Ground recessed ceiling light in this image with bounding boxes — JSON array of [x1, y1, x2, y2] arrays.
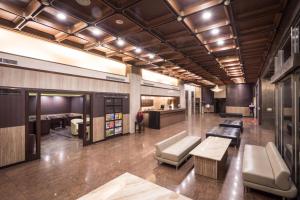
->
[[115, 19, 124, 25], [134, 47, 142, 54], [116, 38, 125, 46], [148, 53, 155, 59], [177, 16, 183, 21], [76, 0, 91, 6], [90, 27, 102, 36], [56, 13, 66, 21], [202, 11, 212, 20], [217, 40, 225, 46], [211, 28, 220, 35]]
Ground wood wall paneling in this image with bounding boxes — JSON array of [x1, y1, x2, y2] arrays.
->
[[226, 106, 250, 116], [92, 117, 104, 142], [0, 126, 25, 167], [123, 114, 129, 134], [140, 85, 180, 97], [0, 66, 130, 94]]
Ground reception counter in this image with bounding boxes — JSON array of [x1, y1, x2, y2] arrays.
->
[[148, 108, 186, 129]]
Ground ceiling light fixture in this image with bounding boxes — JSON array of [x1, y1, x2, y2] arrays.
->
[[217, 39, 225, 46], [134, 47, 142, 54], [116, 38, 125, 46], [202, 11, 212, 20], [211, 85, 223, 92], [90, 27, 102, 36], [211, 28, 220, 35], [56, 13, 66, 21], [148, 53, 155, 59], [115, 19, 124, 25], [76, 0, 91, 6]]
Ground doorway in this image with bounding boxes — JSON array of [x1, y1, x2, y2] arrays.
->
[[25, 91, 93, 161], [215, 98, 226, 113]]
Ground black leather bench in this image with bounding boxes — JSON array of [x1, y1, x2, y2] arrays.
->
[[219, 113, 243, 118], [219, 119, 243, 132], [206, 126, 241, 147]]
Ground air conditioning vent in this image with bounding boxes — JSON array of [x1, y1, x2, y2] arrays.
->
[[0, 58, 18, 65], [106, 76, 125, 82]]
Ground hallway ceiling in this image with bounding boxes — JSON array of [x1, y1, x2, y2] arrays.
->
[[0, 0, 287, 85]]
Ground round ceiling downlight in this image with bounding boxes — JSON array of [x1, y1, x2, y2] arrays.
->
[[115, 19, 124, 25], [76, 0, 91, 6]]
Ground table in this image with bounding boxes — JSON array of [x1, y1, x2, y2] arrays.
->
[[77, 172, 192, 200], [190, 136, 231, 179]]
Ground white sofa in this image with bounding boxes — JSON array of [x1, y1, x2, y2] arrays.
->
[[243, 142, 297, 199], [155, 131, 201, 169]]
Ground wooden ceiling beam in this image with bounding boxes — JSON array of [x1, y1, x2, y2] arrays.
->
[[15, 0, 43, 30]]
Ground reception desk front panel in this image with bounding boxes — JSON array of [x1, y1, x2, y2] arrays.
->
[[148, 109, 186, 129]]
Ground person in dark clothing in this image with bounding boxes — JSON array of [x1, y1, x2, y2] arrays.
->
[[136, 109, 144, 133]]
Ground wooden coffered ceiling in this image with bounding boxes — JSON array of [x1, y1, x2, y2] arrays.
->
[[0, 0, 287, 85]]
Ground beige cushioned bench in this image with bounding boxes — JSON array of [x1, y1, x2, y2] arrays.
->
[[155, 131, 201, 169], [243, 142, 297, 199]]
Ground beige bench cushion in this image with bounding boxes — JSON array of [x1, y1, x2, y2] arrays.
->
[[266, 142, 291, 190], [243, 144, 277, 189], [161, 136, 201, 162], [155, 131, 187, 157]]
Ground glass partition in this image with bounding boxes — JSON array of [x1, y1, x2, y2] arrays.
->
[[282, 77, 294, 171]]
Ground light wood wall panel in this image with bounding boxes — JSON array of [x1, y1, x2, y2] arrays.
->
[[141, 85, 180, 97], [123, 114, 129, 134], [214, 86, 226, 98], [0, 126, 25, 167], [226, 106, 250, 116], [93, 117, 104, 142], [0, 66, 130, 93]]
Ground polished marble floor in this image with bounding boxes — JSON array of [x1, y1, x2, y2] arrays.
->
[[0, 114, 278, 200]]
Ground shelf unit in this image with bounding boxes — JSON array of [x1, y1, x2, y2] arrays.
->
[[104, 97, 123, 138]]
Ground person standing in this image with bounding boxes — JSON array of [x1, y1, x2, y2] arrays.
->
[[136, 109, 144, 133]]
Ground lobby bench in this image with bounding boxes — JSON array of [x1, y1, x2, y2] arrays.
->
[[206, 126, 241, 147], [243, 142, 297, 199], [219, 119, 243, 132], [219, 113, 243, 118], [155, 131, 201, 169]]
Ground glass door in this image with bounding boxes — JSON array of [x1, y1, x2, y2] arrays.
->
[[25, 91, 41, 160], [82, 94, 93, 146], [281, 76, 295, 178], [296, 71, 300, 193]]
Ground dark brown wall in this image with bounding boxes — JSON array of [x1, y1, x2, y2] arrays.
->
[[201, 87, 214, 105], [29, 96, 83, 115], [0, 89, 25, 128], [261, 79, 275, 126], [226, 83, 254, 107], [71, 97, 83, 114], [93, 93, 129, 118]]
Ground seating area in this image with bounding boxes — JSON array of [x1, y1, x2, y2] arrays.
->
[[206, 126, 241, 147], [155, 131, 201, 169], [243, 142, 298, 199], [0, 0, 300, 200]]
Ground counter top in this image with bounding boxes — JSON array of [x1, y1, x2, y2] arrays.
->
[[190, 137, 231, 161], [145, 108, 185, 114], [77, 172, 191, 200]]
